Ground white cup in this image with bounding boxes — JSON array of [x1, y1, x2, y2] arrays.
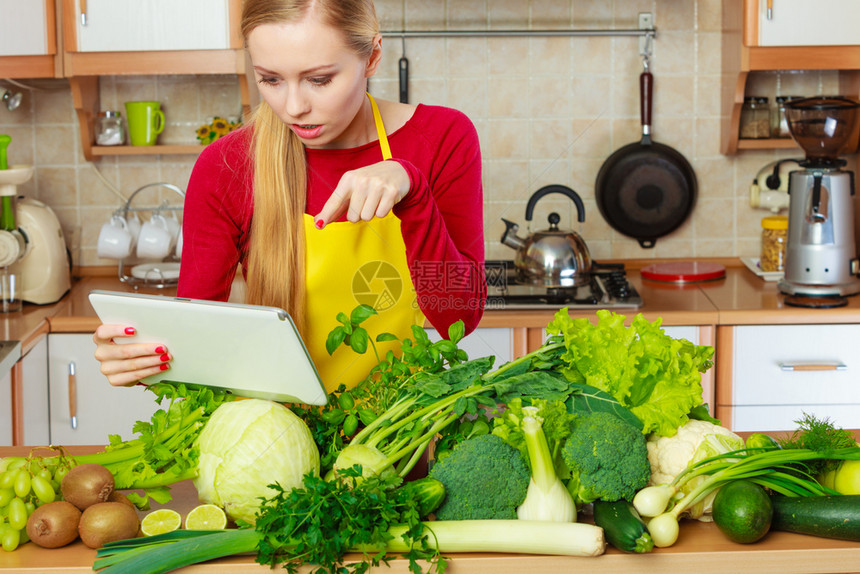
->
[[164, 211, 181, 250], [175, 225, 183, 259], [126, 213, 142, 248], [136, 214, 172, 259], [97, 215, 133, 259]]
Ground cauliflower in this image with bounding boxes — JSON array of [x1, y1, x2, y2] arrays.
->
[[645, 419, 743, 521]]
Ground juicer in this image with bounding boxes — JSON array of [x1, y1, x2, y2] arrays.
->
[[778, 96, 860, 305]]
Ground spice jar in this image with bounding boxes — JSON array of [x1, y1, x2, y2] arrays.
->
[[95, 111, 125, 146], [761, 215, 788, 272], [740, 96, 770, 139], [771, 96, 802, 138]]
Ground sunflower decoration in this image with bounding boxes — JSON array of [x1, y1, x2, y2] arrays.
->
[[196, 116, 242, 144]]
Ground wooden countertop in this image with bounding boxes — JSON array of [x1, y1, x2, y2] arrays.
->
[[6, 260, 860, 350], [2, 444, 859, 574]]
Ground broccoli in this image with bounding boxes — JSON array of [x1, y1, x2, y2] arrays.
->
[[428, 433, 530, 520], [561, 411, 651, 507]]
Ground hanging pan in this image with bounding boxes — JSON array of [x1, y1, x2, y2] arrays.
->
[[595, 60, 697, 248]]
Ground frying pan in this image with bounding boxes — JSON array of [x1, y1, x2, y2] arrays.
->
[[595, 67, 697, 248]]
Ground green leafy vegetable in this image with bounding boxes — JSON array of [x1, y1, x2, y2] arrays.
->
[[547, 309, 713, 437]]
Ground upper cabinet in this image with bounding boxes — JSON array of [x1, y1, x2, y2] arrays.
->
[[57, 0, 256, 160], [0, 0, 61, 78], [72, 0, 231, 53], [721, 0, 860, 155]]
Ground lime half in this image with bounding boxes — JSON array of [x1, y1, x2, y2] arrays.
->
[[185, 504, 227, 530], [141, 508, 181, 537]]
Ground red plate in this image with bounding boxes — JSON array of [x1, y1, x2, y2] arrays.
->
[[640, 261, 727, 283]]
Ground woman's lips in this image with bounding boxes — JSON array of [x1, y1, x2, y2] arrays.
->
[[291, 124, 323, 139]]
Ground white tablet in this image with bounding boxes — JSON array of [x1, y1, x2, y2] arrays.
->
[[88, 290, 327, 405]]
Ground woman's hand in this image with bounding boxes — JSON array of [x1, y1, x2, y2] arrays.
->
[[93, 324, 171, 387], [313, 160, 410, 229]]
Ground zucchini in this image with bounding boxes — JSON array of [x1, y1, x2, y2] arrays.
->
[[592, 499, 654, 553], [771, 495, 860, 541]]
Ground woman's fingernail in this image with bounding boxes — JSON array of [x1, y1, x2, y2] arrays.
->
[[160, 363, 170, 371], [159, 353, 170, 362], [155, 345, 165, 354], [315, 219, 324, 229], [125, 327, 136, 335]]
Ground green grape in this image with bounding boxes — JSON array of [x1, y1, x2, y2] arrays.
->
[[12, 470, 31, 499], [36, 468, 52, 481], [0, 488, 14, 507], [5, 458, 26, 471], [30, 476, 55, 505], [7, 498, 27, 531], [1, 526, 20, 552], [53, 465, 70, 483], [0, 471, 14, 490], [24, 502, 35, 516]]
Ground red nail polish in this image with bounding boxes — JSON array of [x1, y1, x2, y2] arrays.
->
[[155, 345, 165, 354], [125, 327, 136, 335], [160, 363, 170, 371], [160, 353, 170, 362], [315, 219, 324, 229]]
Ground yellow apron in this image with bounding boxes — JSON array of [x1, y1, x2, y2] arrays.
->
[[303, 94, 425, 392]]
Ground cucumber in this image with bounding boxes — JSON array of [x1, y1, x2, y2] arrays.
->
[[771, 495, 860, 541], [592, 499, 653, 553]]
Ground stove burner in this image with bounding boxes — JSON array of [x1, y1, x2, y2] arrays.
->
[[485, 260, 642, 309]]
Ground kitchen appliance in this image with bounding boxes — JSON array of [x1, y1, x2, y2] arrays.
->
[[749, 158, 802, 213], [501, 184, 592, 287], [485, 260, 641, 310], [10, 197, 71, 304], [595, 55, 697, 248], [777, 96, 860, 307]]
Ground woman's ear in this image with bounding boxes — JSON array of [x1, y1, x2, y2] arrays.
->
[[365, 34, 383, 77]]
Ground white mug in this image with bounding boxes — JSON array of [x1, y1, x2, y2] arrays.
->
[[136, 214, 172, 259], [164, 211, 181, 250], [175, 225, 183, 259], [126, 213, 142, 248], [97, 215, 132, 259]]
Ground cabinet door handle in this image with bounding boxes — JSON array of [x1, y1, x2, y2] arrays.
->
[[779, 362, 847, 372], [766, 0, 774, 20], [69, 361, 78, 429], [81, 0, 88, 26]]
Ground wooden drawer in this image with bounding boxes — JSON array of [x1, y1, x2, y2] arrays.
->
[[718, 324, 860, 432]]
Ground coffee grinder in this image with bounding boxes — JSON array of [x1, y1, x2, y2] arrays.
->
[[778, 96, 860, 307]]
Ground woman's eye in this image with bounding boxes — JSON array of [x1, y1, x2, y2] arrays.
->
[[257, 76, 280, 86], [308, 76, 332, 87]]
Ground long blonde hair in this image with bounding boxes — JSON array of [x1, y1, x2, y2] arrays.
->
[[241, 0, 379, 334]]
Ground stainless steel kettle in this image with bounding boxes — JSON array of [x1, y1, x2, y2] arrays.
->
[[501, 185, 592, 287]]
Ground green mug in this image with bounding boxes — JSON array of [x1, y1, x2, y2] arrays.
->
[[124, 101, 165, 146]]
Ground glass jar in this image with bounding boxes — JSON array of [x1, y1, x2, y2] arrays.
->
[[761, 215, 788, 272], [771, 96, 802, 138], [95, 111, 125, 146], [740, 96, 770, 139]]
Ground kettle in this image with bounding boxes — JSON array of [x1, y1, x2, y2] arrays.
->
[[501, 184, 592, 287]]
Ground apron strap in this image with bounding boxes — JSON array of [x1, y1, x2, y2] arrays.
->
[[367, 92, 392, 161]]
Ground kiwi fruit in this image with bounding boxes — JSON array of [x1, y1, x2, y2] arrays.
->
[[26, 500, 82, 549], [61, 463, 115, 510], [78, 502, 140, 549], [107, 490, 137, 509]]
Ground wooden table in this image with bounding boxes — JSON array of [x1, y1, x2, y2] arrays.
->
[[3, 445, 859, 574]]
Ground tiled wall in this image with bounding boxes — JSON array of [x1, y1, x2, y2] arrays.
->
[[0, 0, 855, 268]]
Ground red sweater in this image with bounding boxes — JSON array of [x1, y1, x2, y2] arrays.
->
[[178, 104, 486, 335]]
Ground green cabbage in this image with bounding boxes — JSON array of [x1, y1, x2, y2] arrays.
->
[[193, 399, 320, 524]]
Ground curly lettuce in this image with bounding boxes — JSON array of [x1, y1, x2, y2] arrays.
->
[[546, 309, 713, 437]]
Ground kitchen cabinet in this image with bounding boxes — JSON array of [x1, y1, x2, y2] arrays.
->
[[46, 333, 160, 446], [0, 370, 10, 445], [70, 0, 231, 53], [714, 324, 860, 432], [61, 0, 257, 161], [720, 0, 860, 155], [20, 336, 50, 447], [0, 0, 60, 78]]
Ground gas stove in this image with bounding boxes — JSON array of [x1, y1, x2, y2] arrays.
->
[[485, 260, 642, 310]]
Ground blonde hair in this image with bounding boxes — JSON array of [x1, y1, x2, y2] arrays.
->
[[241, 0, 379, 334]]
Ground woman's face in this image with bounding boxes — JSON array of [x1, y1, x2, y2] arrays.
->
[[247, 13, 380, 150]]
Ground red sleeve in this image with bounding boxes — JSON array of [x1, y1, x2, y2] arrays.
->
[[392, 112, 485, 337], [177, 129, 253, 301]]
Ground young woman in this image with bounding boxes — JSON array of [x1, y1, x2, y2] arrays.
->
[[93, 0, 485, 392]]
